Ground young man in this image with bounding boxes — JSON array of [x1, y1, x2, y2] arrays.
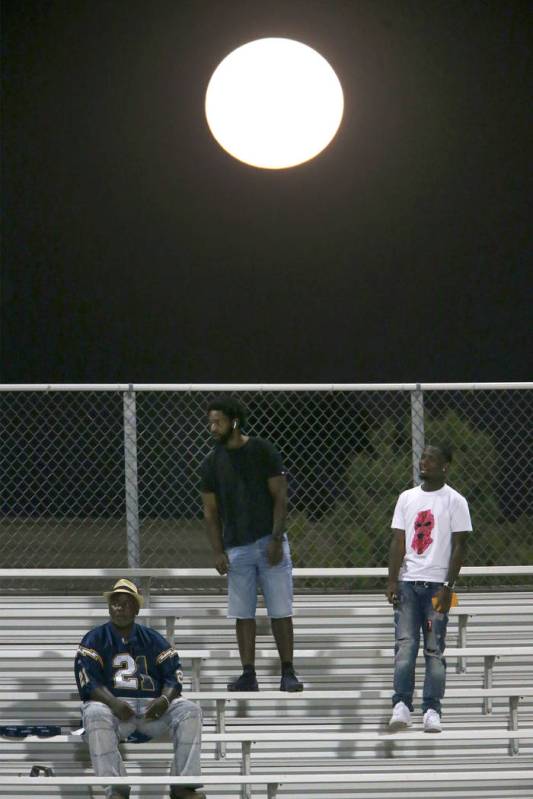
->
[[75, 578, 205, 799], [386, 444, 471, 733], [200, 396, 303, 692]]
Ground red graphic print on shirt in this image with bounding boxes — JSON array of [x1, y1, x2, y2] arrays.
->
[[411, 509, 435, 555]]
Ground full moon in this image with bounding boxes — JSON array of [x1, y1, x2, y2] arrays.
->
[[205, 38, 344, 170]]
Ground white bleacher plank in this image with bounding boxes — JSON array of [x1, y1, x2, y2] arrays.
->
[[1, 605, 532, 617], [1, 768, 533, 785], [4, 686, 533, 701], [1, 565, 532, 577], [2, 644, 532, 660], [0, 586, 531, 798], [6, 728, 533, 744]]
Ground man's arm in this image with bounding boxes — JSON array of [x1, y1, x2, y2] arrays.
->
[[446, 530, 468, 585], [88, 685, 136, 721], [201, 491, 228, 575], [386, 529, 406, 604], [433, 531, 468, 613], [269, 475, 288, 539], [267, 475, 288, 565], [144, 644, 184, 720], [144, 684, 181, 720]]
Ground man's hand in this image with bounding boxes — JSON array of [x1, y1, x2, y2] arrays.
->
[[214, 551, 229, 575], [432, 586, 452, 614], [143, 696, 170, 721], [267, 537, 283, 566], [386, 581, 399, 607], [110, 698, 136, 722]]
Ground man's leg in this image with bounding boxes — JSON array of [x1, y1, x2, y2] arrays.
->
[[226, 542, 260, 690], [270, 616, 293, 663], [82, 701, 133, 799], [138, 699, 205, 799], [236, 618, 256, 666], [168, 700, 203, 781], [391, 582, 421, 711], [260, 536, 303, 691], [421, 585, 448, 717], [270, 616, 302, 690]]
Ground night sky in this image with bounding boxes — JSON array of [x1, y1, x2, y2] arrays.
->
[[2, 0, 531, 384]]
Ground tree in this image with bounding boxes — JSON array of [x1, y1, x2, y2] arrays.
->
[[288, 411, 532, 571]]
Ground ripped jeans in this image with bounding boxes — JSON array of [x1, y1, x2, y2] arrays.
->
[[82, 697, 202, 798], [392, 581, 448, 715]]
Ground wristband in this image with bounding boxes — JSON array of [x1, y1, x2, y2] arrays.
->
[[443, 581, 455, 590]]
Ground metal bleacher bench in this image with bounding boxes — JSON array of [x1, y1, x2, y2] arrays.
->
[[0, 567, 532, 798], [4, 687, 533, 763], [3, 768, 533, 799], [4, 602, 532, 668], [1, 643, 531, 701]]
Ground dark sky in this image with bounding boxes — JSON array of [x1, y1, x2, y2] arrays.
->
[[2, 0, 531, 383]]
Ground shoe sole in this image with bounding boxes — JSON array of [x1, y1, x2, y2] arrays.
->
[[280, 685, 304, 692], [227, 686, 259, 692], [388, 720, 412, 732], [171, 794, 207, 799], [424, 727, 442, 733]]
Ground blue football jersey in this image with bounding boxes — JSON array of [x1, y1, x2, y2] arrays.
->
[[74, 622, 183, 702]]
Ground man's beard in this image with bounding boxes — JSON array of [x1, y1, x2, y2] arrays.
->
[[215, 429, 233, 446]]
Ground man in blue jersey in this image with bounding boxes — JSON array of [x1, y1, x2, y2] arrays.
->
[[74, 578, 205, 799]]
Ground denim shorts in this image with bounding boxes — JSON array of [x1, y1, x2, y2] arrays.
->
[[226, 534, 293, 619]]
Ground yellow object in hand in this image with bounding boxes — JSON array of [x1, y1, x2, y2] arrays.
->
[[432, 591, 459, 609]]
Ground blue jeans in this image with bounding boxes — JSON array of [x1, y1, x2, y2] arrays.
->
[[392, 581, 448, 715], [226, 534, 293, 619]]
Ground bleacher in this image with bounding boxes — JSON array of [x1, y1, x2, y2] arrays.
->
[[0, 568, 532, 798]]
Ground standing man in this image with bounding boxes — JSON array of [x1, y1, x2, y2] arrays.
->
[[386, 444, 471, 733], [75, 578, 205, 799], [200, 396, 303, 692]]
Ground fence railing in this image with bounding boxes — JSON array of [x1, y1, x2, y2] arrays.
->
[[1, 383, 531, 577], [0, 566, 531, 605]]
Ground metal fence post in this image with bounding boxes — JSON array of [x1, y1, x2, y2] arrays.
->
[[410, 385, 425, 486], [1, 382, 531, 571], [123, 387, 140, 567]]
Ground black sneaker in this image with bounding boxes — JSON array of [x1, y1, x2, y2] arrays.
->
[[227, 670, 259, 691], [170, 789, 206, 799], [280, 668, 304, 692]]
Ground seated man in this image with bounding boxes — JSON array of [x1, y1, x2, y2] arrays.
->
[[74, 578, 205, 799]]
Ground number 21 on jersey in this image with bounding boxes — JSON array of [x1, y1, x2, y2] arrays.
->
[[113, 653, 155, 691]]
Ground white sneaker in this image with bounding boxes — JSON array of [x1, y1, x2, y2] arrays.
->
[[388, 701, 412, 731], [423, 708, 442, 733]]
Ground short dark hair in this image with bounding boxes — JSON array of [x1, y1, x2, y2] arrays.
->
[[207, 396, 248, 428], [427, 443, 453, 464]]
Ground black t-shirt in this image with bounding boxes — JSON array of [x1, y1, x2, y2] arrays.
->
[[200, 437, 285, 549]]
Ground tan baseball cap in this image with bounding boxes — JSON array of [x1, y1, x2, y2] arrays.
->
[[103, 578, 143, 609]]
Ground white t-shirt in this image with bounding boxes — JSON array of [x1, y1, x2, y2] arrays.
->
[[391, 484, 472, 582]]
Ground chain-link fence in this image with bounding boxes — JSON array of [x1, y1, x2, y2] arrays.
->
[[1, 384, 531, 578]]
